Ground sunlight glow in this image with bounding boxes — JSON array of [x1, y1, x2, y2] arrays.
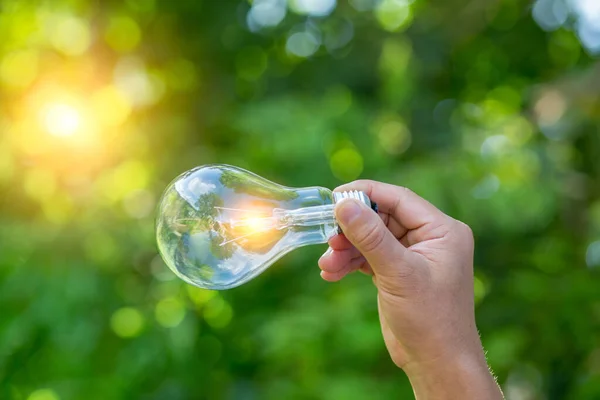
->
[[216, 207, 278, 247], [240, 216, 273, 232], [42, 103, 82, 137]]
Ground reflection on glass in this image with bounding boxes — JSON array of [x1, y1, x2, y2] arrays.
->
[[156, 164, 372, 290]]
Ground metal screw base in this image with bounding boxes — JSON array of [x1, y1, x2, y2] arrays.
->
[[332, 190, 378, 234]]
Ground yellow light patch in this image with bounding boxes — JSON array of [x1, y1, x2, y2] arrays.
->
[[155, 297, 186, 328], [0, 147, 14, 184], [91, 86, 132, 127], [50, 15, 91, 56], [41, 193, 73, 224], [377, 119, 411, 155], [241, 216, 271, 232], [41, 103, 82, 137], [229, 212, 276, 246], [0, 50, 38, 89], [105, 16, 142, 53], [111, 307, 145, 338], [330, 147, 364, 181], [27, 389, 60, 400], [99, 160, 150, 203], [23, 169, 56, 201], [375, 0, 413, 32], [187, 285, 217, 306], [203, 296, 233, 329]]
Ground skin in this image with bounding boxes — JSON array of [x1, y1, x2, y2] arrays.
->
[[318, 180, 504, 400]]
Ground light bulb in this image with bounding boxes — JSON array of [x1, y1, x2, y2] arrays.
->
[[155, 164, 375, 290]]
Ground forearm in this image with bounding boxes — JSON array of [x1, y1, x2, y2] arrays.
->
[[404, 349, 503, 400]]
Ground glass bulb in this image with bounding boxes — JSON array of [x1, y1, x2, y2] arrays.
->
[[155, 164, 373, 290]]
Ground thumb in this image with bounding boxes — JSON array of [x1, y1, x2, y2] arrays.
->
[[334, 198, 405, 277]]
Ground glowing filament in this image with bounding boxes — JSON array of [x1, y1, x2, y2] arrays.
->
[[213, 206, 277, 246]]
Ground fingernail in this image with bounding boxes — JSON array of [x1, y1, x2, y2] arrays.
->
[[335, 199, 362, 226]]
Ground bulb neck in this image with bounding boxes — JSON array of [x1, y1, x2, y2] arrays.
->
[[273, 190, 375, 231]]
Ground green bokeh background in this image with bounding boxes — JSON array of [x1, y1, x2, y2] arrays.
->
[[1, 0, 600, 399]]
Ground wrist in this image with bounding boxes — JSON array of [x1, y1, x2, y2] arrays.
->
[[403, 345, 503, 400]]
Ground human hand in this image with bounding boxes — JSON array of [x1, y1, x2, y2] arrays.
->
[[319, 180, 503, 399]]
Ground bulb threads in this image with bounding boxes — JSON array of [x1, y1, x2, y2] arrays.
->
[[332, 190, 378, 234], [332, 190, 374, 209]]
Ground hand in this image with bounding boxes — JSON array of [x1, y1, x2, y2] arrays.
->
[[319, 180, 503, 399]]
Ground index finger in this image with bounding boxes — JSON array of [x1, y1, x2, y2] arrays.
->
[[334, 180, 446, 230]]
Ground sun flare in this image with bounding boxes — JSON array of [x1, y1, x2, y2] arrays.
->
[[41, 103, 82, 137]]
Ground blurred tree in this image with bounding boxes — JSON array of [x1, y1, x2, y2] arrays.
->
[[0, 0, 599, 399]]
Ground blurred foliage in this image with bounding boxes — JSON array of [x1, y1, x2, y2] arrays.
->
[[1, 0, 600, 399]]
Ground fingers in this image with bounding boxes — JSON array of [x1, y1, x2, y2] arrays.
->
[[319, 246, 361, 273], [320, 256, 367, 282], [335, 180, 447, 230], [327, 233, 354, 251], [334, 198, 409, 277], [318, 243, 373, 282], [322, 181, 442, 284]]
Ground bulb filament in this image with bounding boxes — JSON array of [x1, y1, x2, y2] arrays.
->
[[213, 205, 336, 246]]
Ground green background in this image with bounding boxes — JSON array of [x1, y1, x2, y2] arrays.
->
[[1, 0, 599, 399]]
